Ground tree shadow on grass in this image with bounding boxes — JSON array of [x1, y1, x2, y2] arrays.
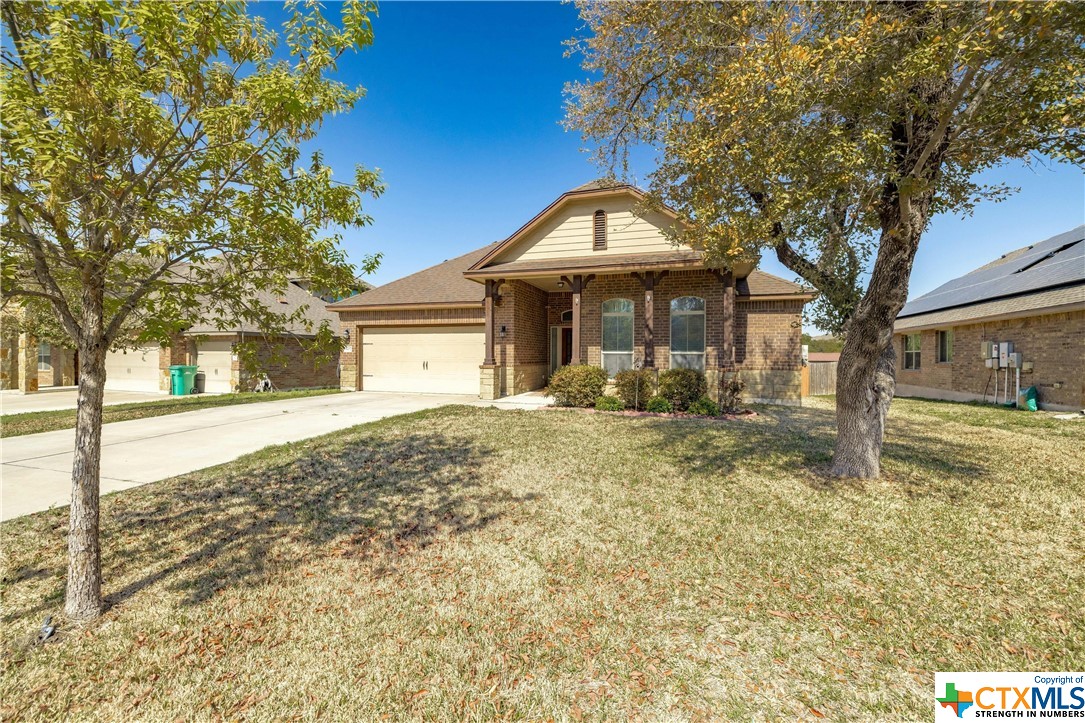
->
[[640, 403, 991, 498], [105, 430, 521, 608], [3, 427, 522, 621]]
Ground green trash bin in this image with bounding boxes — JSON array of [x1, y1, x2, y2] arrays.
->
[[169, 365, 198, 395]]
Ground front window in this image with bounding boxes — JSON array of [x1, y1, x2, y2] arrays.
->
[[903, 333, 921, 370], [601, 298, 633, 377], [37, 342, 51, 371], [670, 296, 705, 372], [937, 330, 953, 363]]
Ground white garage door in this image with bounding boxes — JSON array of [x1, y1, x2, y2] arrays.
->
[[196, 340, 235, 393], [105, 345, 161, 392], [362, 326, 484, 395]]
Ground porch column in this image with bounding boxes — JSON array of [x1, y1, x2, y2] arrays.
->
[[562, 274, 595, 365], [483, 279, 503, 366], [633, 271, 668, 368], [17, 331, 38, 393], [708, 270, 736, 369]]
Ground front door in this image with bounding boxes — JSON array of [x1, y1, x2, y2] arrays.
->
[[550, 326, 575, 375]]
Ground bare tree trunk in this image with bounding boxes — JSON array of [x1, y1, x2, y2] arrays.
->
[[829, 216, 925, 478], [64, 337, 107, 619], [831, 336, 896, 478]]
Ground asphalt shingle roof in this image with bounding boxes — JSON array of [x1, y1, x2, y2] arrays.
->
[[898, 225, 1085, 318], [328, 244, 498, 309], [330, 244, 809, 310], [185, 280, 339, 337]]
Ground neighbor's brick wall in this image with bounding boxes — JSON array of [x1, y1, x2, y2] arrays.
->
[[895, 309, 1085, 408], [337, 306, 485, 391], [245, 337, 340, 391], [159, 334, 193, 391]]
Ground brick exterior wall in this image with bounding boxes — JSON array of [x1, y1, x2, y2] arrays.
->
[[495, 281, 548, 395], [245, 337, 340, 391], [330, 271, 806, 404], [894, 309, 1085, 409], [337, 306, 485, 390]]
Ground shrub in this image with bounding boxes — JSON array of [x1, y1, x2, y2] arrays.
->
[[720, 374, 746, 412], [657, 368, 707, 411], [549, 365, 607, 407], [594, 395, 624, 411], [688, 395, 720, 417], [613, 369, 655, 410], [645, 396, 673, 413]]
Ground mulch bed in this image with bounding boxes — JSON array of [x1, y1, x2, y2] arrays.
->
[[542, 406, 758, 421]]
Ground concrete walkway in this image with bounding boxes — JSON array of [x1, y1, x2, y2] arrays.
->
[[1, 388, 169, 415], [1, 391, 474, 521]]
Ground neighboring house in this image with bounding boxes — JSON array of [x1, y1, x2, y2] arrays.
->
[[2, 278, 341, 395], [0, 307, 76, 392], [893, 225, 1085, 410], [329, 181, 815, 404]]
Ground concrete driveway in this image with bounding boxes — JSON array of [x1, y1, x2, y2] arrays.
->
[[1, 388, 168, 415], [1, 391, 474, 521]]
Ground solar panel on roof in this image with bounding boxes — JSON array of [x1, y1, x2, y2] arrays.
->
[[898, 226, 1085, 318]]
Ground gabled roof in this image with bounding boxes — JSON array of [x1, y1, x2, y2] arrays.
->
[[328, 240, 809, 310], [328, 244, 498, 310], [898, 225, 1085, 320], [468, 181, 680, 271], [185, 278, 340, 337]]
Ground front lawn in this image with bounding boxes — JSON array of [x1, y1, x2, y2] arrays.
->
[[2, 398, 1082, 719], [0, 388, 342, 438]]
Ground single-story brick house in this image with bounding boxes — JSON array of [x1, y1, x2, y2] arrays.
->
[[894, 225, 1085, 410], [329, 181, 815, 404], [1, 277, 343, 394]]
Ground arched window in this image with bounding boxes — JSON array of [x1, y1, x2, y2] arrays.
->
[[560, 309, 573, 324], [670, 296, 705, 372], [593, 209, 607, 250], [601, 298, 633, 377]]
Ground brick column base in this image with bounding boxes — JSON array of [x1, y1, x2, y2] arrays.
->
[[18, 332, 38, 393], [479, 364, 501, 400]]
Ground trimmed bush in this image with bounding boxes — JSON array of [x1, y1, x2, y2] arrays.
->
[[549, 365, 607, 407], [688, 395, 720, 417], [645, 396, 673, 414], [594, 395, 624, 411], [657, 368, 707, 411], [613, 369, 655, 410], [720, 374, 746, 412]]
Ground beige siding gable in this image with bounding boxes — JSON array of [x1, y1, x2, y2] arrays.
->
[[493, 197, 687, 264]]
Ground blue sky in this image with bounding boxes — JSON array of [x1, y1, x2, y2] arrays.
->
[[259, 1, 1084, 331]]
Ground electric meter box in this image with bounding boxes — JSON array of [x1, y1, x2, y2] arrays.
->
[[1008, 352, 1022, 367], [999, 342, 1013, 366]]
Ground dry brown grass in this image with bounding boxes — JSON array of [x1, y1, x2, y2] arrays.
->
[[2, 398, 1082, 720]]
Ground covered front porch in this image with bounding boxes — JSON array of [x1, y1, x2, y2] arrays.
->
[[469, 262, 743, 402]]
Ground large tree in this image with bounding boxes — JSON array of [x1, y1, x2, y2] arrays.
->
[[1, 0, 381, 620], [566, 1, 1084, 477]]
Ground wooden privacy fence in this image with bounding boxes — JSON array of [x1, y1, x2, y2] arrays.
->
[[804, 361, 838, 396]]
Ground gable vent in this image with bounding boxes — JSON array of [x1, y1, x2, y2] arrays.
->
[[593, 209, 607, 250]]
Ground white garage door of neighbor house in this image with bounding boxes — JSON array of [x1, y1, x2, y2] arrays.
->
[[104, 345, 161, 393], [362, 326, 484, 395], [197, 340, 234, 393]]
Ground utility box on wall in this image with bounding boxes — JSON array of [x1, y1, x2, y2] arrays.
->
[[999, 341, 1013, 367]]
